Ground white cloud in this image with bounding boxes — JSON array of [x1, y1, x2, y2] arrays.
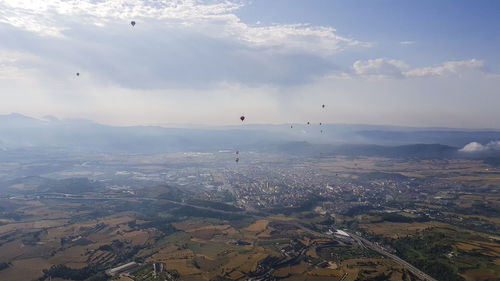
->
[[353, 58, 408, 78], [404, 59, 484, 77], [0, 50, 42, 79], [351, 58, 485, 79], [400, 41, 415, 46], [460, 141, 500, 153], [0, 0, 365, 55]]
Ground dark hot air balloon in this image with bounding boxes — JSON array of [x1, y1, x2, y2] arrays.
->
[[76, 72, 80, 76], [240, 115, 245, 122], [131, 21, 136, 27], [322, 104, 325, 108]]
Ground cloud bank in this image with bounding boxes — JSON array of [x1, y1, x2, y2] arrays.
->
[[352, 58, 484, 79], [0, 0, 364, 54], [0, 0, 370, 89]]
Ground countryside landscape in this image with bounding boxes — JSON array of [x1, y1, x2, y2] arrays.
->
[[1, 0, 500, 280], [0, 118, 499, 281]]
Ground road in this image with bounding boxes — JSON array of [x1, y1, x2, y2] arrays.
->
[[347, 232, 438, 281]]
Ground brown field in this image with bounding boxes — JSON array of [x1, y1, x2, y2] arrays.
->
[[441, 212, 500, 225], [460, 195, 484, 200], [0, 258, 51, 281], [179, 275, 206, 281], [151, 247, 196, 260], [0, 219, 68, 235], [224, 252, 270, 273], [415, 203, 444, 209], [444, 175, 500, 186], [121, 229, 157, 245], [306, 247, 319, 258], [49, 245, 89, 267], [0, 210, 159, 281], [272, 260, 342, 281], [174, 223, 231, 233], [314, 157, 500, 183], [163, 258, 201, 276], [462, 269, 500, 281], [244, 219, 269, 232], [190, 229, 222, 240], [457, 242, 483, 251], [456, 241, 500, 257], [308, 267, 339, 277], [360, 221, 447, 238]]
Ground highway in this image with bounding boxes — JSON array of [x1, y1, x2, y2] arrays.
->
[[347, 232, 438, 281]]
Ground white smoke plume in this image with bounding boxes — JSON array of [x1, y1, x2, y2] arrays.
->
[[459, 141, 500, 153]]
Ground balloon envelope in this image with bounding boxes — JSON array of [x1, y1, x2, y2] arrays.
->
[[131, 21, 136, 26], [240, 116, 245, 122]]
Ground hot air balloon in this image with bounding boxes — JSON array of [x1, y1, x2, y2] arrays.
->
[[307, 122, 310, 125], [131, 21, 136, 27], [76, 72, 80, 76], [240, 116, 245, 122], [322, 104, 325, 108]]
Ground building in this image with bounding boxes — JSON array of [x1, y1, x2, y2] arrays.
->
[[106, 262, 138, 276]]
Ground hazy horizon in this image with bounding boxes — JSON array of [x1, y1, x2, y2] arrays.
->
[[4, 111, 500, 131]]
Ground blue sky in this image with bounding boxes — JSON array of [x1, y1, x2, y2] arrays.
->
[[236, 0, 500, 68], [0, 0, 499, 128]]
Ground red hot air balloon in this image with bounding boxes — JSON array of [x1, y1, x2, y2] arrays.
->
[[240, 116, 245, 122]]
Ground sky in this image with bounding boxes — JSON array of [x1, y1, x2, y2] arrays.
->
[[0, 0, 499, 128]]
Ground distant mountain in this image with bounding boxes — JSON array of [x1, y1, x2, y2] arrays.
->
[[263, 142, 460, 159], [0, 113, 499, 156]]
